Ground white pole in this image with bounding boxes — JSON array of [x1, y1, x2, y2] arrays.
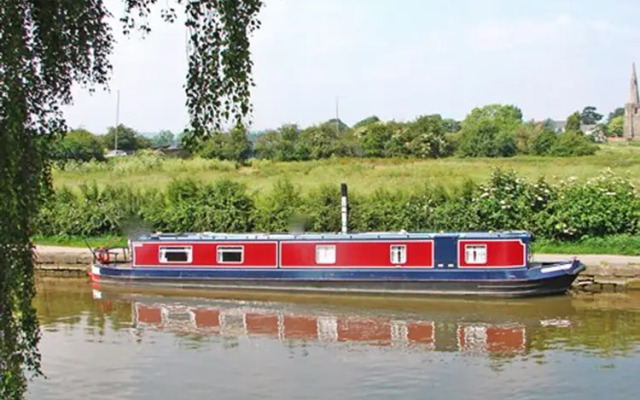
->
[[341, 183, 348, 234]]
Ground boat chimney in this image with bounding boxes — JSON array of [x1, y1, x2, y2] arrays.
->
[[341, 183, 348, 234]]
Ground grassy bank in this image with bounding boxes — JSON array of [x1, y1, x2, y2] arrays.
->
[[33, 235, 128, 248], [52, 142, 640, 193], [533, 235, 640, 256], [33, 234, 640, 256]]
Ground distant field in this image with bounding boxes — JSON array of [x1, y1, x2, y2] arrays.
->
[[52, 142, 640, 194]]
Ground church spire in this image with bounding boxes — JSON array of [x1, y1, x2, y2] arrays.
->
[[631, 63, 639, 104]]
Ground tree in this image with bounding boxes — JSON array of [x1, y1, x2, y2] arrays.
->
[[458, 104, 522, 157], [531, 130, 558, 155], [103, 124, 151, 151], [405, 115, 448, 158], [541, 118, 558, 132], [151, 130, 175, 147], [580, 106, 603, 125], [298, 124, 342, 160], [608, 115, 624, 137], [356, 122, 393, 158], [255, 130, 278, 159], [52, 129, 105, 163], [548, 132, 597, 156], [384, 122, 412, 157], [442, 118, 461, 133], [353, 116, 380, 129], [197, 132, 228, 160], [0, 1, 263, 397], [276, 124, 302, 161], [226, 125, 253, 163], [514, 121, 545, 155], [255, 124, 303, 161], [608, 107, 624, 123], [565, 111, 582, 133], [381, 116, 450, 159], [198, 126, 252, 163], [322, 118, 350, 134]]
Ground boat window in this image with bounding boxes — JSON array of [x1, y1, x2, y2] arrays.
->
[[159, 246, 192, 263], [315, 245, 336, 264], [465, 244, 487, 264], [217, 246, 244, 263], [390, 245, 407, 264]]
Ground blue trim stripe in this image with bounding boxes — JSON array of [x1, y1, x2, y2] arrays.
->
[[97, 260, 580, 282]]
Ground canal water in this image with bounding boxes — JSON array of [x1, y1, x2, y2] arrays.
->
[[29, 277, 640, 400]]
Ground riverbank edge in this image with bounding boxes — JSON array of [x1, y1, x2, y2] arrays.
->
[[34, 245, 640, 292]]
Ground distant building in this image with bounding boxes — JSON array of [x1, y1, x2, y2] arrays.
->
[[156, 144, 190, 158], [546, 120, 597, 136], [105, 149, 129, 158], [551, 120, 566, 133], [624, 63, 640, 140], [580, 124, 597, 135]]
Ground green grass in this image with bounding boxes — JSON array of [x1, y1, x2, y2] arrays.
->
[[533, 235, 640, 256], [33, 235, 128, 248], [52, 142, 640, 194]]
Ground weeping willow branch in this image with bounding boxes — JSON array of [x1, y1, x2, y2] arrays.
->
[[0, 1, 262, 398], [121, 0, 263, 143]]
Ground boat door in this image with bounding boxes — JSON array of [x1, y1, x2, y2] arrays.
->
[[434, 235, 458, 269]]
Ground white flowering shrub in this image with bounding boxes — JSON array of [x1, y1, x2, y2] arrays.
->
[[471, 169, 556, 232], [540, 170, 640, 240]]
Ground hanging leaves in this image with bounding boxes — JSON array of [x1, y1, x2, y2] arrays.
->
[[0, 1, 263, 397], [120, 0, 263, 145]]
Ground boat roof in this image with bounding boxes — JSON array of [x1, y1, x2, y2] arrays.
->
[[134, 231, 532, 242]]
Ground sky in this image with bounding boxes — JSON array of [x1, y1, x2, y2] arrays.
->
[[63, 0, 640, 134]]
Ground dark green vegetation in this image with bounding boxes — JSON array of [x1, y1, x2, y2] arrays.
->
[[102, 125, 152, 152], [0, 0, 262, 398], [37, 170, 640, 249], [53, 104, 604, 166]]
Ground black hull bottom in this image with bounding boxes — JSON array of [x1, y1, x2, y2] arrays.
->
[[92, 274, 579, 298]]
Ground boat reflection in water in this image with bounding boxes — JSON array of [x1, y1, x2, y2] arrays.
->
[[126, 293, 529, 356], [29, 278, 640, 400]]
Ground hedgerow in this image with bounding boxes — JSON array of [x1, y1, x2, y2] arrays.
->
[[36, 170, 640, 242]]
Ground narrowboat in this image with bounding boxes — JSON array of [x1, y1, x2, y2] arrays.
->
[[88, 185, 584, 298]]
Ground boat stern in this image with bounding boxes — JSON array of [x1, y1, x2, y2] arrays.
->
[[88, 263, 102, 282]]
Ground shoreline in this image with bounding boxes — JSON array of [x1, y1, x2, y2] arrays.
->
[[34, 245, 640, 292]]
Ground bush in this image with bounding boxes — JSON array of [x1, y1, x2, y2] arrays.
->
[[458, 104, 522, 158], [540, 172, 640, 240], [350, 189, 410, 231], [142, 179, 254, 233], [52, 129, 105, 164], [472, 170, 555, 231], [36, 170, 640, 244], [531, 130, 557, 155], [302, 184, 344, 232], [103, 124, 151, 151], [37, 183, 142, 236], [547, 132, 597, 156], [253, 180, 304, 232]]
